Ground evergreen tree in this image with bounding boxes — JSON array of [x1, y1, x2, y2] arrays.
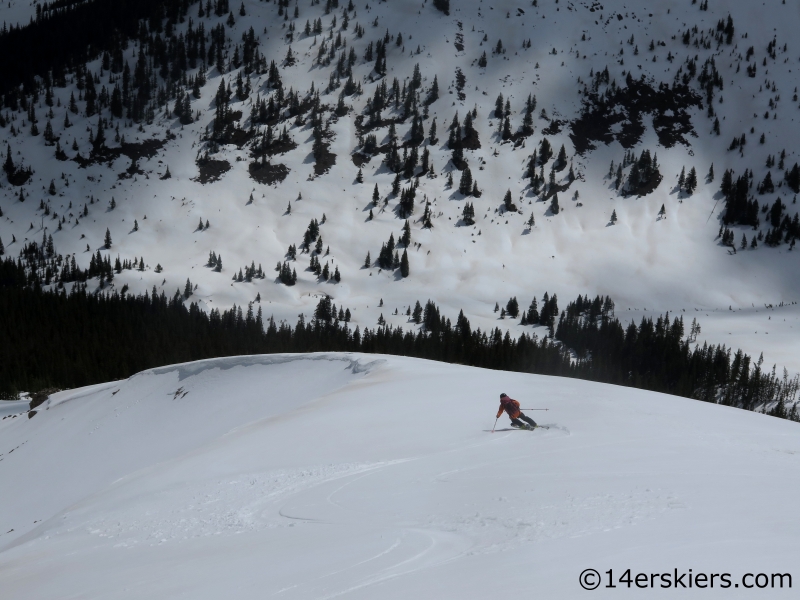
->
[[428, 118, 438, 144], [550, 193, 560, 215], [539, 138, 553, 163], [400, 250, 409, 278], [433, 0, 450, 16], [462, 202, 475, 225], [401, 220, 411, 246], [104, 228, 112, 249], [412, 300, 423, 323], [458, 167, 473, 195], [610, 209, 618, 224], [506, 297, 519, 318], [427, 75, 439, 105], [685, 167, 698, 195], [556, 144, 567, 170], [494, 93, 504, 118], [3, 143, 13, 176]]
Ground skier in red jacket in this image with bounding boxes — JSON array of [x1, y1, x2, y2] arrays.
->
[[496, 393, 538, 429]]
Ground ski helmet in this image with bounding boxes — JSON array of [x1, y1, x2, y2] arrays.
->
[[500, 393, 508, 398]]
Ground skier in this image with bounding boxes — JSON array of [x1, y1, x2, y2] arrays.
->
[[496, 393, 538, 430]]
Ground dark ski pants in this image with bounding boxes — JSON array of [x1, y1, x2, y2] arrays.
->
[[511, 413, 537, 428]]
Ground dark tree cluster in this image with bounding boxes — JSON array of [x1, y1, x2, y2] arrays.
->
[[277, 261, 297, 285], [761, 198, 800, 248], [2, 263, 796, 422], [518, 292, 560, 334], [461, 202, 475, 225], [720, 169, 760, 227], [553, 293, 798, 416], [7, 232, 151, 288], [232, 261, 265, 282], [397, 183, 416, 218], [376, 233, 399, 270], [432, 0, 450, 17], [312, 295, 351, 324], [617, 149, 662, 196]]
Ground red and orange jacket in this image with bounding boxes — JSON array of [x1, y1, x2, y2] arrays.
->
[[497, 397, 521, 419]]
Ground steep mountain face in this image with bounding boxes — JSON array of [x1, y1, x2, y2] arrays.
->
[[1, 0, 800, 368]]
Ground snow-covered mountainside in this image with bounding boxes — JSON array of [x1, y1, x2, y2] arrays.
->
[[1, 0, 800, 369], [1, 354, 798, 599]]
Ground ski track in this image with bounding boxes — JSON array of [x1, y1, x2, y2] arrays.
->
[[4, 356, 800, 599]]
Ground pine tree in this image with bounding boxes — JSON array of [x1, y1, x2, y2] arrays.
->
[[401, 220, 411, 246], [610, 209, 618, 224], [412, 300, 423, 323], [364, 251, 371, 267], [458, 167, 473, 195], [93, 117, 105, 149], [550, 193, 560, 215], [372, 184, 380, 205], [678, 166, 686, 191], [685, 167, 698, 195], [539, 138, 553, 164], [506, 297, 519, 318], [502, 117, 512, 140], [433, 0, 450, 16], [462, 202, 475, 225], [503, 189, 516, 212], [556, 144, 567, 170], [104, 228, 112, 249], [400, 250, 409, 277], [3, 143, 13, 176], [427, 75, 439, 105]]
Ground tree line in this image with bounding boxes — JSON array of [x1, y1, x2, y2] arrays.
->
[[0, 256, 797, 422]]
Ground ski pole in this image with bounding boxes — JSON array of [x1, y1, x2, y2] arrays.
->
[[491, 417, 498, 433], [519, 408, 549, 411]]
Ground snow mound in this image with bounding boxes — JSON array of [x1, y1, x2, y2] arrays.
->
[[1, 354, 798, 598]]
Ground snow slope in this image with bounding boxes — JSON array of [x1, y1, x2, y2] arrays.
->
[[1, 353, 798, 598], [1, 0, 800, 371]]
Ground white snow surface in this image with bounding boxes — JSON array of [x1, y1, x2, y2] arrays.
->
[[2, 0, 800, 373], [1, 353, 798, 598]]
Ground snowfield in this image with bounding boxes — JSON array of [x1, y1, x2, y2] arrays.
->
[[1, 353, 798, 598]]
